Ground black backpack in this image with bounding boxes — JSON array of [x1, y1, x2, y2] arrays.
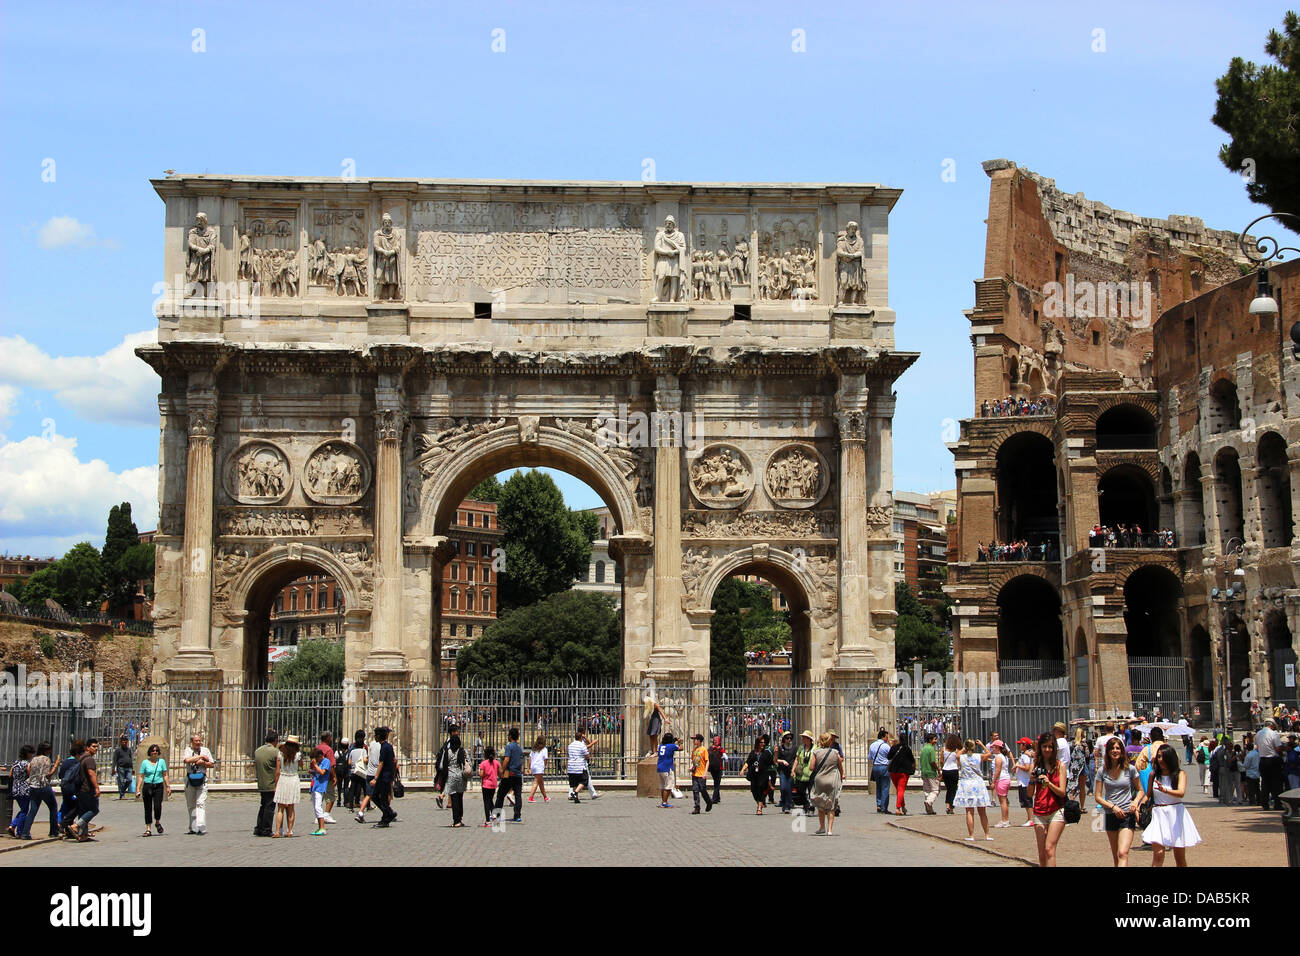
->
[[59, 757, 82, 792]]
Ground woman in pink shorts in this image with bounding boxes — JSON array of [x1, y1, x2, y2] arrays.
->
[[991, 740, 1013, 827]]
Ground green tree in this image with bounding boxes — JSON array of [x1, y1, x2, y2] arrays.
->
[[709, 578, 749, 682], [53, 543, 105, 612], [496, 469, 594, 611], [1213, 12, 1300, 215], [102, 502, 142, 613], [14, 568, 56, 606], [119, 542, 155, 598], [456, 589, 621, 684], [894, 580, 950, 672], [272, 639, 345, 688], [467, 474, 503, 502]]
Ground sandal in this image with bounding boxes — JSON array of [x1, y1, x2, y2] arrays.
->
[[143, 828, 152, 837], [155, 823, 163, 834]]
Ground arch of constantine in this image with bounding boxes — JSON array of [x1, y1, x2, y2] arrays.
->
[[138, 177, 916, 706]]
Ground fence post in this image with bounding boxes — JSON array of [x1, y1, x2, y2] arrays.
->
[[519, 683, 526, 741]]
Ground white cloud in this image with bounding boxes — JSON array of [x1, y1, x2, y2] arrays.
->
[[36, 215, 116, 249], [0, 434, 158, 555], [0, 330, 159, 427], [0, 384, 17, 441]]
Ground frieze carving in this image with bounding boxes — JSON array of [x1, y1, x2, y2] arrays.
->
[[416, 418, 509, 475], [306, 207, 370, 296], [223, 441, 291, 505], [518, 415, 540, 444], [866, 506, 893, 533], [688, 444, 754, 509], [682, 509, 836, 539], [211, 546, 250, 605], [238, 208, 299, 296], [691, 213, 750, 296], [303, 441, 371, 505], [834, 221, 867, 306], [327, 541, 374, 593], [219, 508, 366, 537], [554, 416, 653, 508], [764, 444, 829, 508], [681, 545, 714, 608], [757, 215, 817, 301], [806, 552, 839, 626]]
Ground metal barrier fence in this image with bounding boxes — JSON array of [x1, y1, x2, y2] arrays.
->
[[0, 607, 153, 635], [0, 679, 891, 784]]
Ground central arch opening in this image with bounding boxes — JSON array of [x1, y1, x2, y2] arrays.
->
[[430, 451, 630, 687], [996, 431, 1059, 548], [708, 563, 809, 685], [243, 558, 345, 687]]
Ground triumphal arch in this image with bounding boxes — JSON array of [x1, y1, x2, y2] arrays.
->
[[139, 176, 915, 696]]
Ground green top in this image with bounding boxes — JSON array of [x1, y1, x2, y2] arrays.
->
[[139, 757, 167, 785], [918, 743, 939, 778], [793, 746, 815, 782], [254, 743, 280, 791]]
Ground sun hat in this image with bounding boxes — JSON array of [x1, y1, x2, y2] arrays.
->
[[800, 730, 814, 741], [1017, 737, 1033, 746]]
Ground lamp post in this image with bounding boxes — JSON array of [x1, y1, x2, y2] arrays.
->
[[1238, 213, 1299, 353], [1210, 537, 1247, 734]]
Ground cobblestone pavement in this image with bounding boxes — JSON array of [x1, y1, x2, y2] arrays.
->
[[2, 789, 1016, 868]]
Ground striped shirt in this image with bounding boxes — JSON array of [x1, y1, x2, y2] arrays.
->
[[566, 740, 589, 773]]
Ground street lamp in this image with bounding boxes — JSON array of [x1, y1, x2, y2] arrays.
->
[[1238, 213, 1299, 353], [1210, 537, 1247, 734]]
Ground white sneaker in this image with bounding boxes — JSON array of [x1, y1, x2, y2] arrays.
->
[[1019, 821, 1035, 827], [354, 811, 365, 823], [994, 821, 1010, 828], [322, 815, 338, 824]]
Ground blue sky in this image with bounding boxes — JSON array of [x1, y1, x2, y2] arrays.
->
[[1, 0, 1293, 556]]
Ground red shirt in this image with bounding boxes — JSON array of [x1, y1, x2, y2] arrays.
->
[[1032, 763, 1065, 816]]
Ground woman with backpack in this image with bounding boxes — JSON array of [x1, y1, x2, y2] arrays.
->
[[18, 742, 59, 840], [887, 733, 916, 816]]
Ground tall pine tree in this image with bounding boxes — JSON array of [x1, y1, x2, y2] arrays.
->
[[103, 502, 141, 613]]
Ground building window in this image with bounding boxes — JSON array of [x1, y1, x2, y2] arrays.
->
[[290, 591, 297, 611], [450, 587, 459, 610], [595, 561, 606, 583], [451, 563, 458, 580], [449, 623, 457, 637], [482, 591, 491, 612], [274, 594, 283, 613], [467, 591, 476, 611], [334, 587, 342, 608], [482, 567, 490, 583], [466, 565, 475, 582], [467, 541, 476, 557]]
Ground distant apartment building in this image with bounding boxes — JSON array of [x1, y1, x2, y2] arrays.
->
[[440, 499, 502, 661], [894, 490, 954, 613], [0, 555, 56, 594]]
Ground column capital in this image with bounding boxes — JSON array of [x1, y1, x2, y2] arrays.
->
[[654, 385, 682, 413], [186, 387, 219, 440]]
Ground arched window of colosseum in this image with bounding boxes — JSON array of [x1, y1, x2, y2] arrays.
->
[[1123, 565, 1183, 659], [1207, 379, 1241, 435], [996, 574, 1063, 666], [1257, 431, 1294, 549], [1098, 465, 1158, 532], [1213, 447, 1244, 548], [1159, 466, 1175, 531], [995, 432, 1059, 549], [1095, 404, 1156, 450]]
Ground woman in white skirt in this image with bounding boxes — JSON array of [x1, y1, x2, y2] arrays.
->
[[1141, 743, 1201, 866], [953, 738, 994, 841], [272, 735, 302, 838]]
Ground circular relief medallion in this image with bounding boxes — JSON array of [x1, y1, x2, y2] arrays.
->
[[764, 443, 829, 509], [687, 444, 754, 510], [224, 441, 292, 505], [302, 440, 372, 505]]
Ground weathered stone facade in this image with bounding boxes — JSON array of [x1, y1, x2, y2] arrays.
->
[[140, 176, 915, 693], [946, 160, 1298, 720]]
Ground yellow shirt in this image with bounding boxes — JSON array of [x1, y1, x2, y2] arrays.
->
[[692, 746, 709, 778]]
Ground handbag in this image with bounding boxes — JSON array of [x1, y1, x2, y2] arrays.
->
[[1063, 798, 1081, 824], [1137, 771, 1154, 829], [392, 778, 405, 799], [186, 769, 207, 786]]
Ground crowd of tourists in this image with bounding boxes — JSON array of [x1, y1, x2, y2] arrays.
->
[[1088, 524, 1175, 548], [976, 539, 1060, 561], [979, 396, 1055, 418]]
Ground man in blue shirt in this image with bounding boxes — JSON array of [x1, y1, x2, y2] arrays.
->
[[868, 729, 892, 813], [494, 727, 525, 822], [657, 733, 681, 808]]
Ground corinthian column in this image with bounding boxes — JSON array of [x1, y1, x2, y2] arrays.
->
[[835, 387, 875, 669], [650, 380, 688, 672], [365, 393, 408, 673], [176, 385, 219, 672]]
